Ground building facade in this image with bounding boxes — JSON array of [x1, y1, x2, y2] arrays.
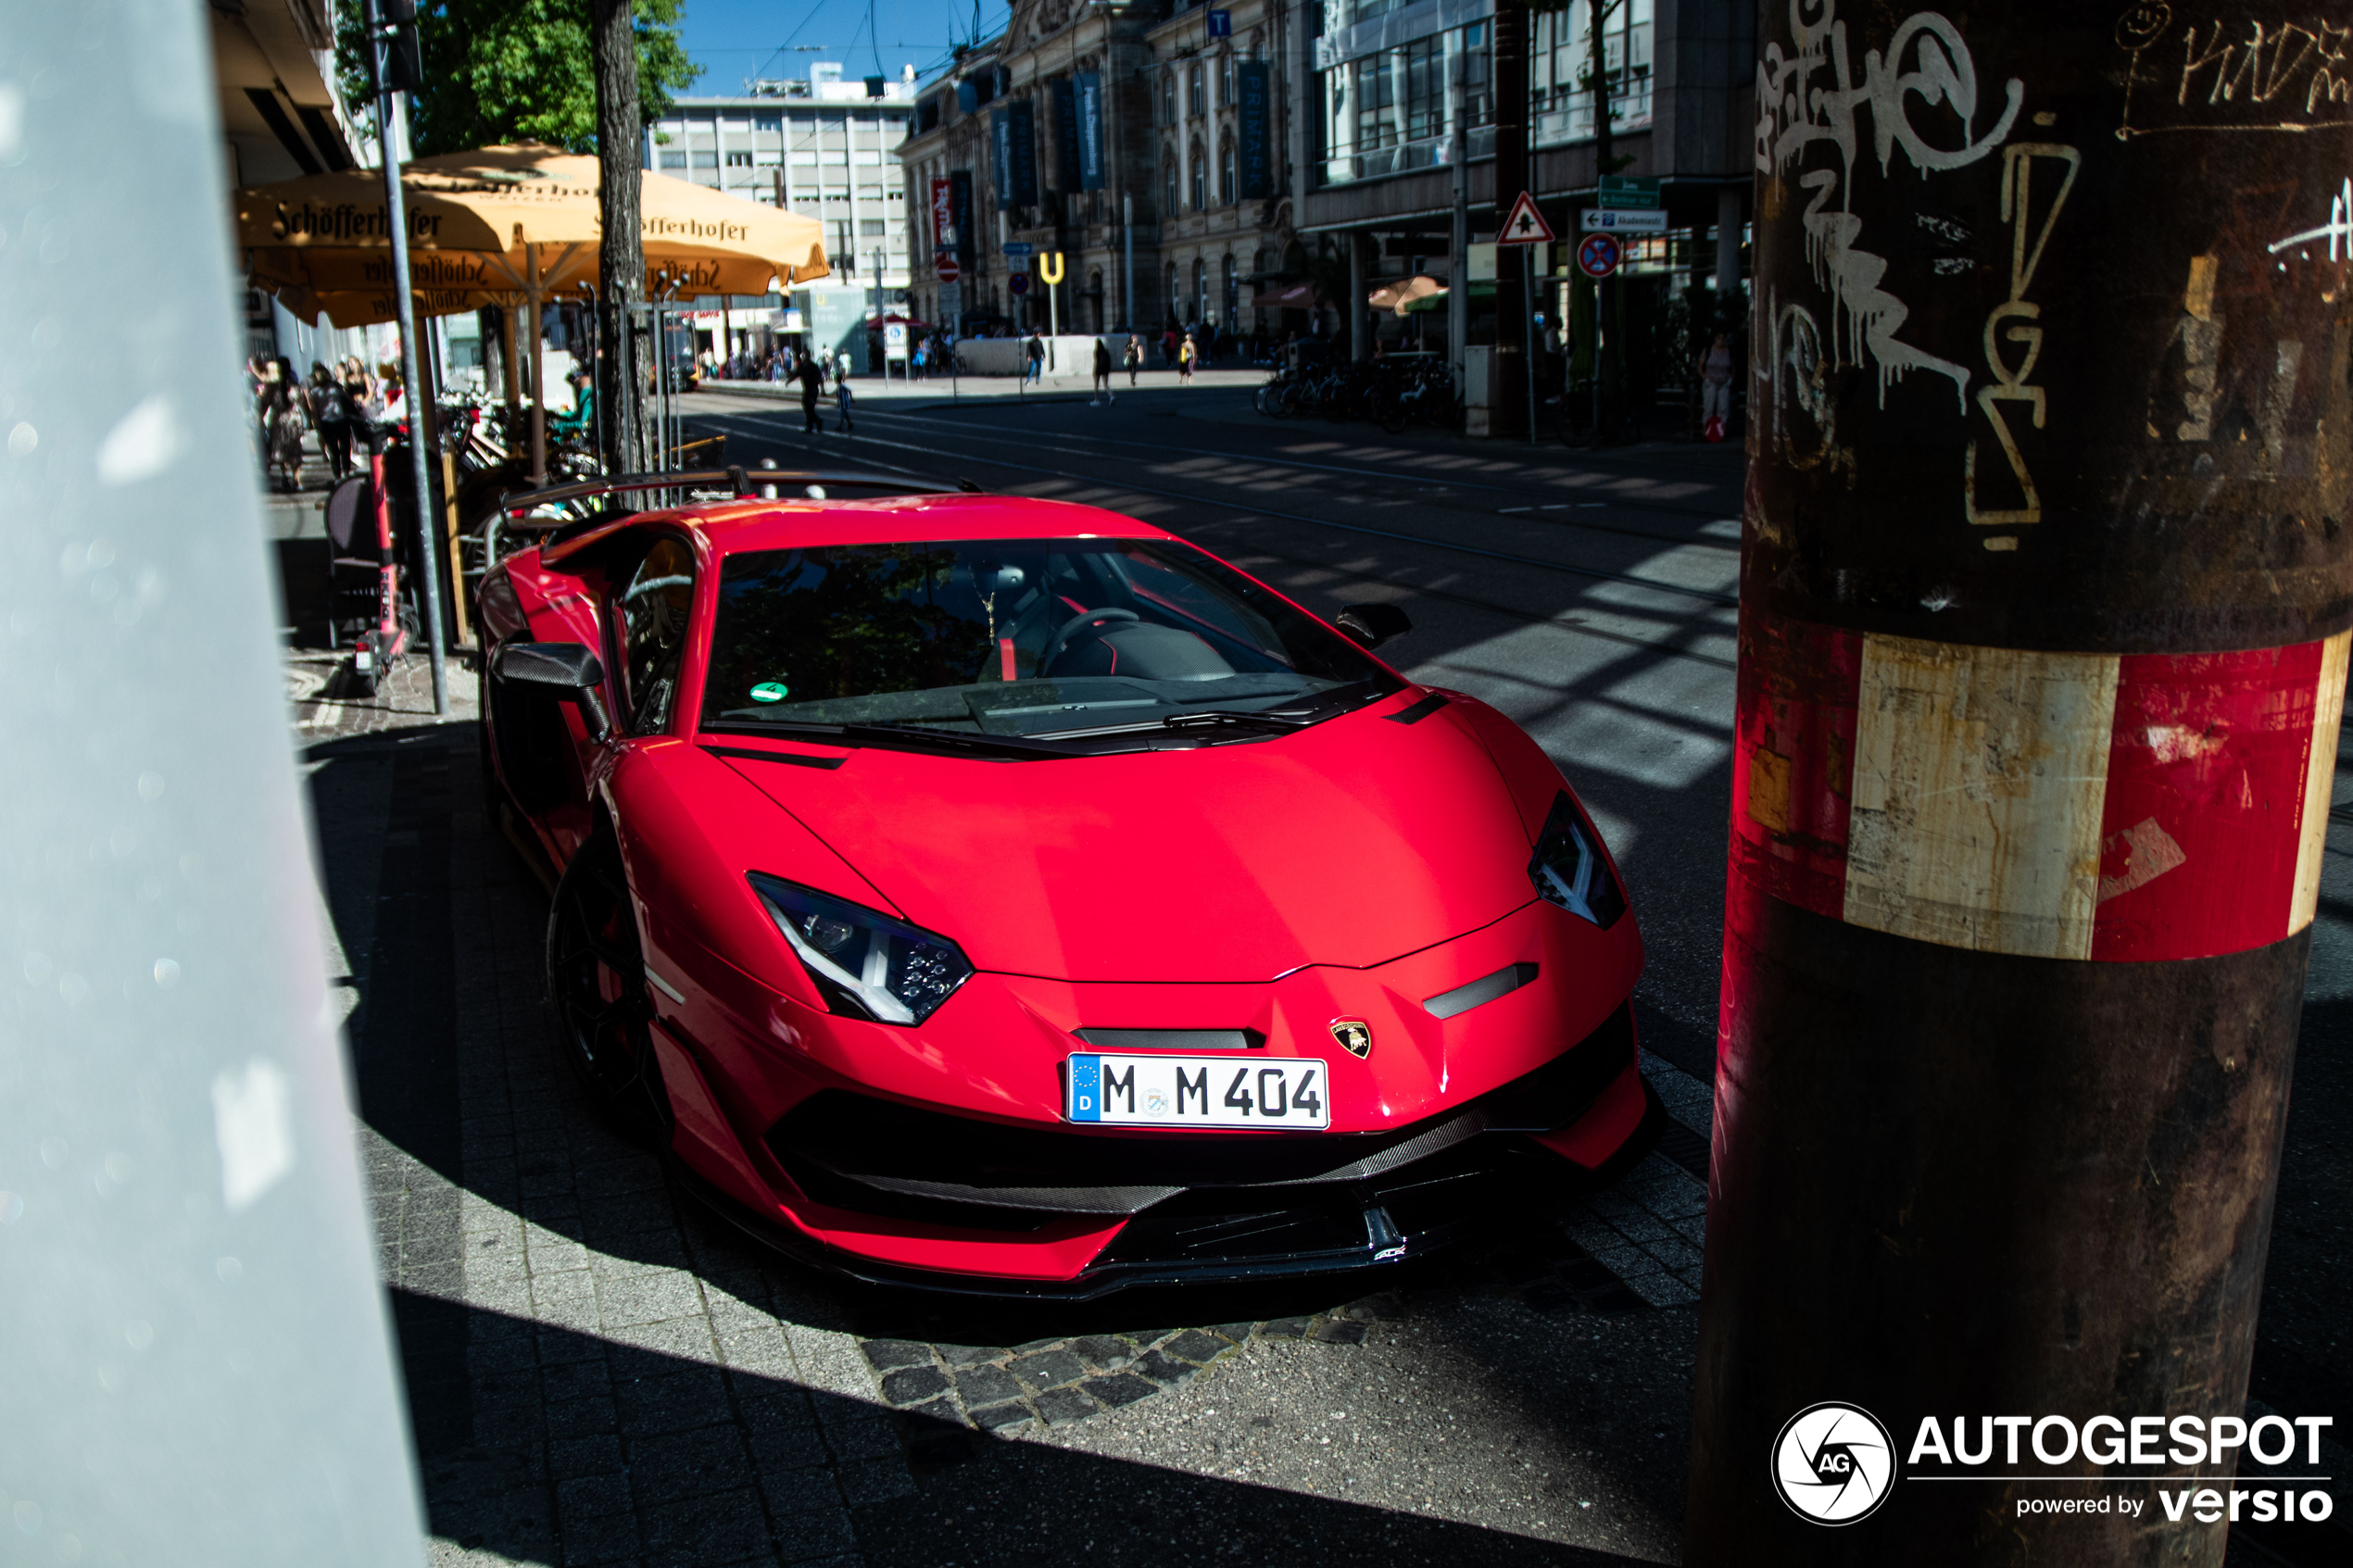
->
[[897, 0, 1302, 340], [1143, 0, 1303, 337], [1298, 0, 1754, 372], [653, 64, 921, 343]]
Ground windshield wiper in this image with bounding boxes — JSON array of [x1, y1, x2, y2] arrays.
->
[[1028, 709, 1320, 741], [703, 719, 1087, 759]]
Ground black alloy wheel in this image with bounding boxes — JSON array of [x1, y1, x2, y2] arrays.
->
[[546, 834, 672, 1145]]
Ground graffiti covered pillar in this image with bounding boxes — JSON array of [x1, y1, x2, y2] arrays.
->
[[1687, 3, 2353, 1562]]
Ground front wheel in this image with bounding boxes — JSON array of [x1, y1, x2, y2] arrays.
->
[[546, 834, 672, 1146]]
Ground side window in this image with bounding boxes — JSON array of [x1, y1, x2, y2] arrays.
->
[[617, 537, 697, 732]]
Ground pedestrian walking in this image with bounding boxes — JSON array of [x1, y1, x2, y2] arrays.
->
[[1024, 331, 1044, 385], [308, 362, 353, 480], [263, 357, 308, 492], [1091, 337, 1114, 404], [836, 348, 851, 383], [1699, 331, 1734, 441], [835, 374, 855, 433], [797, 352, 825, 434], [1161, 325, 1179, 369], [1177, 333, 1196, 385]]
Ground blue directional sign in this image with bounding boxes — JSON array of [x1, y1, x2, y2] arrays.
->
[[1002, 242, 1035, 257], [1207, 10, 1232, 36]]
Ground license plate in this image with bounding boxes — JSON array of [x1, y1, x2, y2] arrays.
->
[[1065, 1054, 1329, 1129]]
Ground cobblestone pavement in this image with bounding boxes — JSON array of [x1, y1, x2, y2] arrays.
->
[[308, 695, 1716, 1566]]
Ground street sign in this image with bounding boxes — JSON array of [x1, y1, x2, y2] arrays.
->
[[1581, 207, 1668, 233], [1497, 190, 1554, 245], [937, 282, 963, 319], [1009, 272, 1030, 295], [935, 256, 960, 283], [1598, 175, 1661, 209], [884, 321, 909, 361], [1207, 8, 1231, 35], [1577, 233, 1622, 279], [1002, 241, 1035, 257]]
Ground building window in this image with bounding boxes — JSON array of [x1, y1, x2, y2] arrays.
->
[[1223, 254, 1239, 322], [1219, 138, 1236, 205], [1189, 140, 1206, 210], [1189, 64, 1204, 118], [1089, 267, 1104, 332], [755, 116, 781, 132], [861, 219, 887, 235], [1535, 2, 1653, 139], [725, 151, 753, 167], [659, 152, 687, 169], [1166, 263, 1180, 325], [1316, 22, 1494, 187], [1221, 56, 1235, 107], [692, 151, 719, 169], [1162, 69, 1176, 126], [1192, 258, 1207, 323], [1163, 156, 1178, 219]]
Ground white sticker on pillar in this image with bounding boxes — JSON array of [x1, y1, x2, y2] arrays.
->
[[1843, 635, 2120, 960]]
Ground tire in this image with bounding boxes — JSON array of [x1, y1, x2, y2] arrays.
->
[[1378, 395, 1408, 434], [546, 834, 673, 1146]]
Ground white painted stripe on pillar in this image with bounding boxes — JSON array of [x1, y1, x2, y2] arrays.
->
[[2288, 629, 2351, 935], [1843, 635, 2120, 960]]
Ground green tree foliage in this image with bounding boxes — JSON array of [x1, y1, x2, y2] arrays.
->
[[337, 1, 700, 157]]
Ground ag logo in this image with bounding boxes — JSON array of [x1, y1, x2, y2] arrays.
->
[[1771, 1402, 1894, 1524]]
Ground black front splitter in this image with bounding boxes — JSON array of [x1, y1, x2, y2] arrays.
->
[[666, 1081, 1671, 1303]]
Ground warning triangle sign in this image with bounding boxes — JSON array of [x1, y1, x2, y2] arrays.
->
[[1497, 190, 1554, 245]]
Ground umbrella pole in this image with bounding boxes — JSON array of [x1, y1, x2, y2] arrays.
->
[[502, 307, 520, 419], [528, 244, 547, 487]]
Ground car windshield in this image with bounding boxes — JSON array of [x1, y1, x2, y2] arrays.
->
[[698, 536, 1402, 745]]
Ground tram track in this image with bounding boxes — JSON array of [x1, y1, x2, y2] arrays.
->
[[841, 402, 1749, 541], [694, 408, 1743, 611]]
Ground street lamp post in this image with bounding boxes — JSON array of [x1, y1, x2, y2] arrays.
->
[[361, 0, 448, 716]]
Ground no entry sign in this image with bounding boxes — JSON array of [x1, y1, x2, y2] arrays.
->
[[1577, 232, 1622, 280], [935, 256, 961, 283]]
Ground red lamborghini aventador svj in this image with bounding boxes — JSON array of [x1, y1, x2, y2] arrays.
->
[[476, 472, 1660, 1296]]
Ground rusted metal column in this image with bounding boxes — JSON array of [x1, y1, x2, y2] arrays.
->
[[1687, 4, 2353, 1563]]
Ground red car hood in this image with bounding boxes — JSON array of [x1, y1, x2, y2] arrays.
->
[[723, 699, 1540, 983]]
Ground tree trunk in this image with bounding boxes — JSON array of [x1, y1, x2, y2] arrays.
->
[[592, 0, 643, 474]]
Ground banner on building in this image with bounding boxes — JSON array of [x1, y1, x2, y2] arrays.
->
[[1075, 72, 1106, 191], [948, 169, 974, 268], [990, 109, 1011, 210], [1238, 62, 1273, 199], [1052, 78, 1079, 194], [930, 177, 955, 252], [1008, 96, 1038, 207]]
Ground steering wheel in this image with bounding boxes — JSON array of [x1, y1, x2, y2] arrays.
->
[[1040, 607, 1139, 673]]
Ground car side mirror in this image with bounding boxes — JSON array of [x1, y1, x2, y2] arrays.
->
[[492, 640, 612, 739], [1335, 603, 1412, 650]]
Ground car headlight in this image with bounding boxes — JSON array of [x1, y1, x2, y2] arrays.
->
[[1528, 792, 1627, 929], [749, 872, 974, 1024]]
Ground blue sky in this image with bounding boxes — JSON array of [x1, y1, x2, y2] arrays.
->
[[673, 1, 1013, 93]]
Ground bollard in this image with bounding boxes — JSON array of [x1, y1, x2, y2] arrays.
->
[[1687, 3, 2353, 1563]]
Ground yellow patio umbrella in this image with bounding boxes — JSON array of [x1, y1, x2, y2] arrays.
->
[[237, 144, 828, 476], [1368, 275, 1449, 316]]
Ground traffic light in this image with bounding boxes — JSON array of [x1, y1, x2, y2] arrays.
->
[[370, 0, 424, 96]]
